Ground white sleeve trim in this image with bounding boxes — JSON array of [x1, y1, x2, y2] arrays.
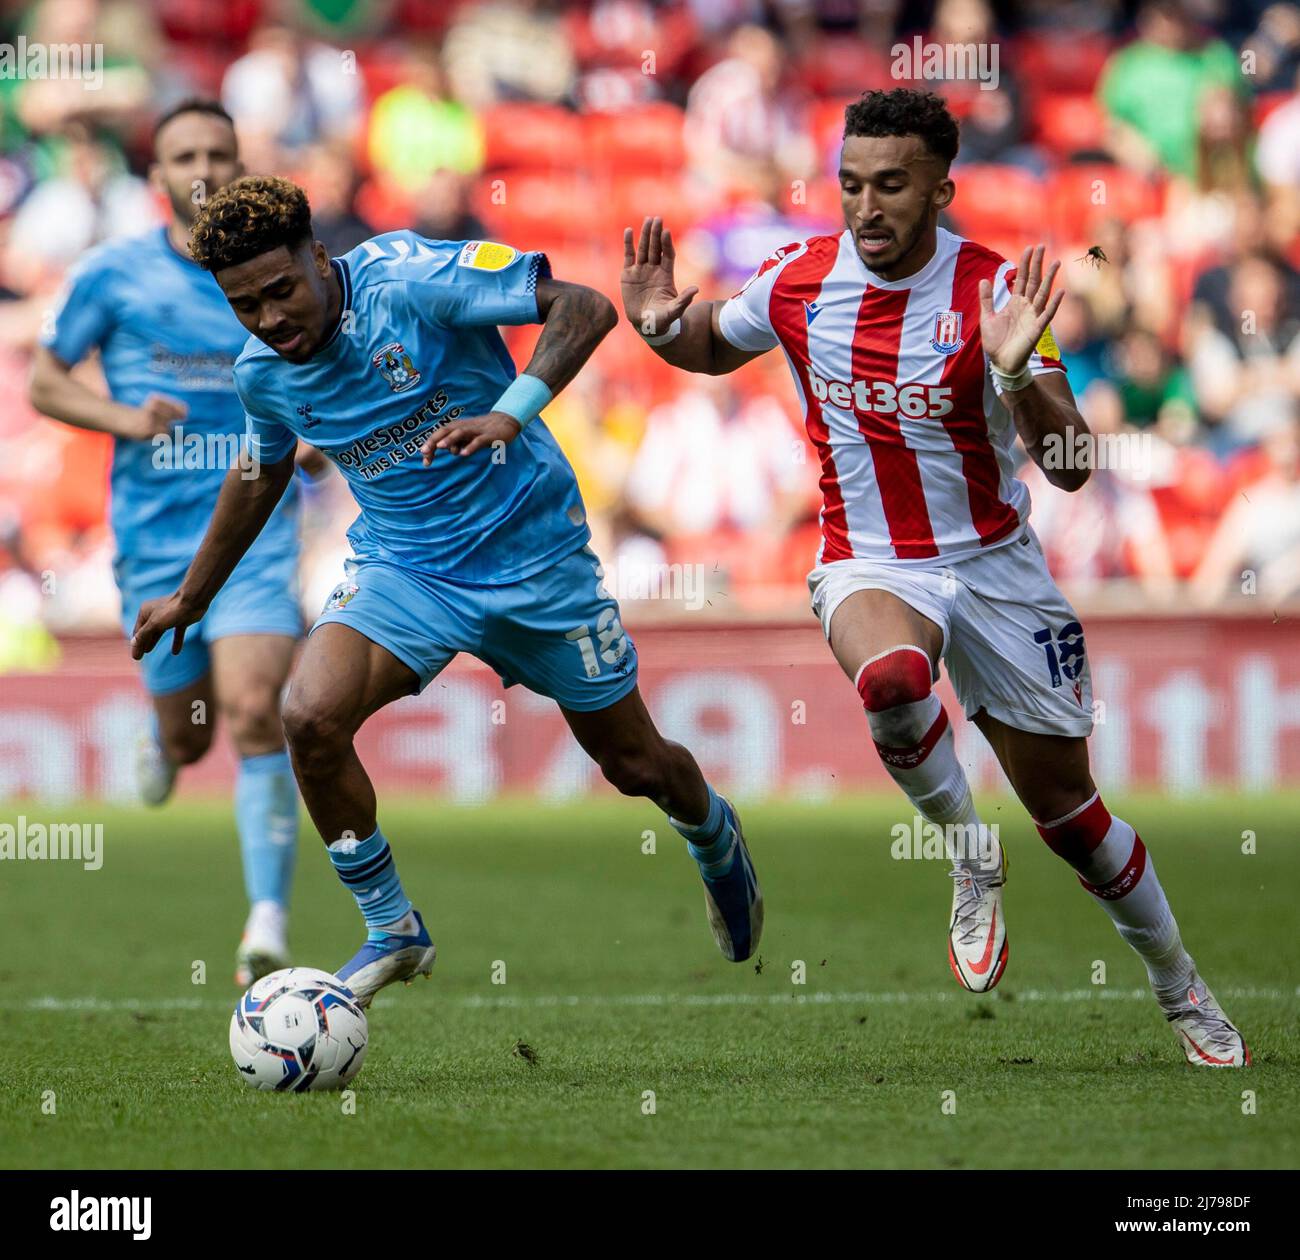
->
[[718, 297, 780, 352]]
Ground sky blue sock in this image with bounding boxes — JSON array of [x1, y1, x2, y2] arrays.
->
[[234, 749, 297, 907], [670, 784, 736, 876], [327, 826, 412, 935]]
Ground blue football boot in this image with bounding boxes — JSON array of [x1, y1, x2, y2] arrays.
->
[[694, 798, 764, 963]]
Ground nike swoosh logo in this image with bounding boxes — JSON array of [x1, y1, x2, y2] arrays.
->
[[968, 905, 999, 975], [1179, 1029, 1237, 1066]]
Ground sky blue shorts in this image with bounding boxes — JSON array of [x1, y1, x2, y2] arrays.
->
[[313, 544, 638, 712], [117, 544, 303, 696]]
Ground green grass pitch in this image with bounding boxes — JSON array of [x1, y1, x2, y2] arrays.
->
[[3, 794, 1296, 1169]]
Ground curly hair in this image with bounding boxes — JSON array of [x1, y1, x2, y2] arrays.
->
[[189, 175, 313, 272], [843, 89, 960, 167]]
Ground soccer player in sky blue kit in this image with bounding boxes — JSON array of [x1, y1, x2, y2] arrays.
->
[[131, 174, 764, 1006], [31, 103, 303, 987]]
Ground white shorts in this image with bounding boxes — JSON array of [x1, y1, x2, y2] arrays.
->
[[808, 527, 1094, 738]]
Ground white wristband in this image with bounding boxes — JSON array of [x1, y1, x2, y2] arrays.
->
[[641, 318, 681, 346], [991, 362, 1034, 392]]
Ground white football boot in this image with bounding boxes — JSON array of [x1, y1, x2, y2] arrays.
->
[[946, 840, 1009, 993], [135, 730, 177, 807], [1164, 972, 1251, 1067], [235, 901, 290, 988], [334, 910, 436, 1009]]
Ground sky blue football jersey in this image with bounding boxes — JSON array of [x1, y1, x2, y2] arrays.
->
[[236, 232, 590, 586], [41, 227, 299, 566]]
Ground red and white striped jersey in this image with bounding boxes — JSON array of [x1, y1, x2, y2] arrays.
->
[[718, 226, 1066, 565]]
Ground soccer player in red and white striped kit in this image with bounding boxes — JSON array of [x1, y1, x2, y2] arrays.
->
[[621, 88, 1248, 1066]]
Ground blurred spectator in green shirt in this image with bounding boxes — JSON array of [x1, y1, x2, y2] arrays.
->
[[1111, 328, 1196, 430], [1099, 0, 1242, 178], [367, 40, 484, 194]]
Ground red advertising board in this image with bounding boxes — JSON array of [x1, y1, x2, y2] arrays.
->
[[2, 617, 1298, 801]]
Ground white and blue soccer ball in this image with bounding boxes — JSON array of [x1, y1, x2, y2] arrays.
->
[[229, 967, 368, 1092]]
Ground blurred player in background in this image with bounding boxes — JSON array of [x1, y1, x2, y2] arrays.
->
[[130, 176, 763, 1007], [29, 101, 306, 987], [622, 88, 1249, 1068]]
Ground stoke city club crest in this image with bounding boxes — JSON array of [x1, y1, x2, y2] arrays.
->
[[930, 310, 965, 355]]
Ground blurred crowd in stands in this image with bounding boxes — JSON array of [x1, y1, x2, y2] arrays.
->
[[2, 0, 1300, 655]]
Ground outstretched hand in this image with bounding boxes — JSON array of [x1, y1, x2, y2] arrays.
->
[[978, 244, 1064, 377], [620, 216, 700, 339]]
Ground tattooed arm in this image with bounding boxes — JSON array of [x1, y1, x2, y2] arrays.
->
[[422, 278, 617, 460], [526, 278, 619, 394]]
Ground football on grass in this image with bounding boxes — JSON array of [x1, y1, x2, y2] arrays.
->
[[229, 967, 368, 1092]]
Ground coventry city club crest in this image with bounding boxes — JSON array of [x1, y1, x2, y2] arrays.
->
[[371, 341, 421, 393], [324, 581, 359, 612], [930, 310, 964, 355]]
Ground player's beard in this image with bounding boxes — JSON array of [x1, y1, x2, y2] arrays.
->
[[166, 179, 232, 230], [167, 185, 201, 229], [864, 212, 930, 277], [852, 206, 935, 278]]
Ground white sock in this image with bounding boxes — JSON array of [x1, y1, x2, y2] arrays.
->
[[867, 696, 990, 873], [1039, 798, 1193, 998], [378, 908, 419, 937], [245, 899, 286, 942]]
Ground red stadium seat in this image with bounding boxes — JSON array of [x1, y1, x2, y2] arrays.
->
[[473, 170, 610, 250], [480, 103, 586, 171], [809, 97, 854, 152], [541, 245, 620, 299], [973, 234, 1037, 264], [1151, 447, 1232, 578], [479, 219, 592, 257], [502, 323, 542, 367], [947, 164, 1045, 238], [355, 46, 410, 105], [583, 103, 687, 173], [593, 323, 664, 381], [1252, 91, 1293, 129], [1033, 92, 1107, 159], [790, 177, 844, 228], [156, 0, 260, 44], [1014, 32, 1114, 95], [389, 0, 458, 36], [1046, 164, 1163, 241], [606, 173, 700, 238], [793, 35, 893, 97], [1224, 445, 1271, 495], [355, 177, 416, 234]]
